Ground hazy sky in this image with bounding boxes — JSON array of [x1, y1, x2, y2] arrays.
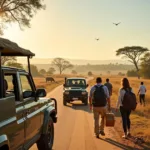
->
[[3, 0, 150, 60]]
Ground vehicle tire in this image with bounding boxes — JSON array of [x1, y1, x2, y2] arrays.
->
[[63, 98, 67, 106], [84, 99, 88, 105], [37, 117, 54, 150]]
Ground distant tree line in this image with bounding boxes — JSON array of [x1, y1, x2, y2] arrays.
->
[[74, 64, 134, 72]]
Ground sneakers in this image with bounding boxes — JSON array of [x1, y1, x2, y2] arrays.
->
[[99, 130, 105, 136], [127, 132, 131, 137], [122, 134, 127, 139]]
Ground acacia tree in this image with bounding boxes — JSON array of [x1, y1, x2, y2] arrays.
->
[[52, 58, 73, 74], [116, 46, 149, 73], [0, 0, 45, 34]]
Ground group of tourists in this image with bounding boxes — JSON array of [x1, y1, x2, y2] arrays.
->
[[89, 77, 146, 139]]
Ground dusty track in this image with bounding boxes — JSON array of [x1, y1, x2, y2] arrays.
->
[[30, 82, 127, 150]]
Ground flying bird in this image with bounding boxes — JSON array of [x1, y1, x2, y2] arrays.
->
[[95, 38, 99, 41], [113, 22, 121, 26]]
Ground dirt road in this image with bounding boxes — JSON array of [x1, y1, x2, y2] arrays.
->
[[30, 85, 128, 150]]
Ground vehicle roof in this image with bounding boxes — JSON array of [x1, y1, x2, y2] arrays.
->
[[67, 77, 86, 80], [0, 38, 35, 57], [2, 66, 26, 73]]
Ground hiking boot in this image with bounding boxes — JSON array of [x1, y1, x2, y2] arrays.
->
[[95, 134, 99, 138], [122, 134, 127, 139], [99, 131, 105, 136], [127, 132, 131, 137]]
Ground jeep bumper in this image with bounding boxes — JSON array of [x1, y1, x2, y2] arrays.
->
[[63, 95, 88, 101]]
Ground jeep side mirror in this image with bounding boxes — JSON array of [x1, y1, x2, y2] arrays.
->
[[36, 89, 47, 97], [63, 84, 66, 87], [86, 84, 89, 88], [23, 90, 33, 98]]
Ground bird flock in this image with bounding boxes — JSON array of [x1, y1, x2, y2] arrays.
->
[[95, 22, 121, 41]]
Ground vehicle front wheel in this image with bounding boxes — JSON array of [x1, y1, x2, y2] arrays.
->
[[37, 117, 54, 150], [63, 98, 67, 106], [83, 98, 88, 105]]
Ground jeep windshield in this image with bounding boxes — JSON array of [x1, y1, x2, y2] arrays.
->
[[66, 79, 86, 87]]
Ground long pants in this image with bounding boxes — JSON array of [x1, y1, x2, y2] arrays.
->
[[120, 106, 131, 134], [93, 107, 106, 135], [139, 94, 145, 105]]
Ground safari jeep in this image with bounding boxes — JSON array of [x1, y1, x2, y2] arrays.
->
[[0, 38, 57, 150], [63, 77, 88, 105]]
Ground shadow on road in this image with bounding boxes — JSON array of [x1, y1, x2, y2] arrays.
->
[[99, 138, 149, 150], [65, 102, 92, 113], [100, 138, 138, 150]]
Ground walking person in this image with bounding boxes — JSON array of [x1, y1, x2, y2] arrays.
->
[[138, 82, 146, 106], [104, 78, 113, 96], [116, 78, 137, 139], [89, 77, 110, 138]]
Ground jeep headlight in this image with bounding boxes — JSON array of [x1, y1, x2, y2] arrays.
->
[[82, 91, 87, 95], [64, 91, 69, 95]]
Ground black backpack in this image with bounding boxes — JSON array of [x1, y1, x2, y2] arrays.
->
[[92, 85, 107, 107], [122, 88, 137, 111]]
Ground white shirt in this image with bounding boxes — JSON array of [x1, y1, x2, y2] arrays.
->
[[139, 85, 146, 95], [116, 88, 134, 108]]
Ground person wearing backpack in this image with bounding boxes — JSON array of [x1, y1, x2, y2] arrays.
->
[[89, 77, 110, 138], [116, 78, 137, 139]]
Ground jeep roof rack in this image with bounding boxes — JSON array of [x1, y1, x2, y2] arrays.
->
[[0, 38, 35, 98]]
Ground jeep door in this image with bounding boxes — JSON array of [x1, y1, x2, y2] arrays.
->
[[2, 72, 25, 150], [19, 73, 42, 147]]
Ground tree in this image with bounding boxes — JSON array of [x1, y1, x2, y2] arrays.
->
[[0, 0, 45, 35], [30, 65, 41, 77], [116, 46, 149, 74], [1, 56, 16, 65], [52, 58, 73, 74], [88, 71, 93, 76], [140, 53, 150, 78], [39, 69, 46, 75], [127, 70, 137, 77], [47, 67, 56, 75], [71, 70, 77, 75], [7, 62, 23, 69]]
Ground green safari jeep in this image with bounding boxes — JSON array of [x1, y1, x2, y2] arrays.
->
[[63, 77, 89, 106], [0, 38, 57, 150]]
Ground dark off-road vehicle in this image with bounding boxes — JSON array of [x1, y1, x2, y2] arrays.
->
[[0, 38, 57, 150], [63, 77, 89, 105]]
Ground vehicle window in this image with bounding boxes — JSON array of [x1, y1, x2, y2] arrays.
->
[[20, 75, 33, 99], [67, 79, 86, 86], [4, 75, 15, 97]]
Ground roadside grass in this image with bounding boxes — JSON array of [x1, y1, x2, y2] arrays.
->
[[89, 75, 150, 147], [34, 76, 64, 93]]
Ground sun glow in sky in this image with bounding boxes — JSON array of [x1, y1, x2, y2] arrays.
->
[[3, 0, 150, 60]]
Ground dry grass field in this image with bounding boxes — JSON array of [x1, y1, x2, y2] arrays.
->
[[89, 75, 150, 148]]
